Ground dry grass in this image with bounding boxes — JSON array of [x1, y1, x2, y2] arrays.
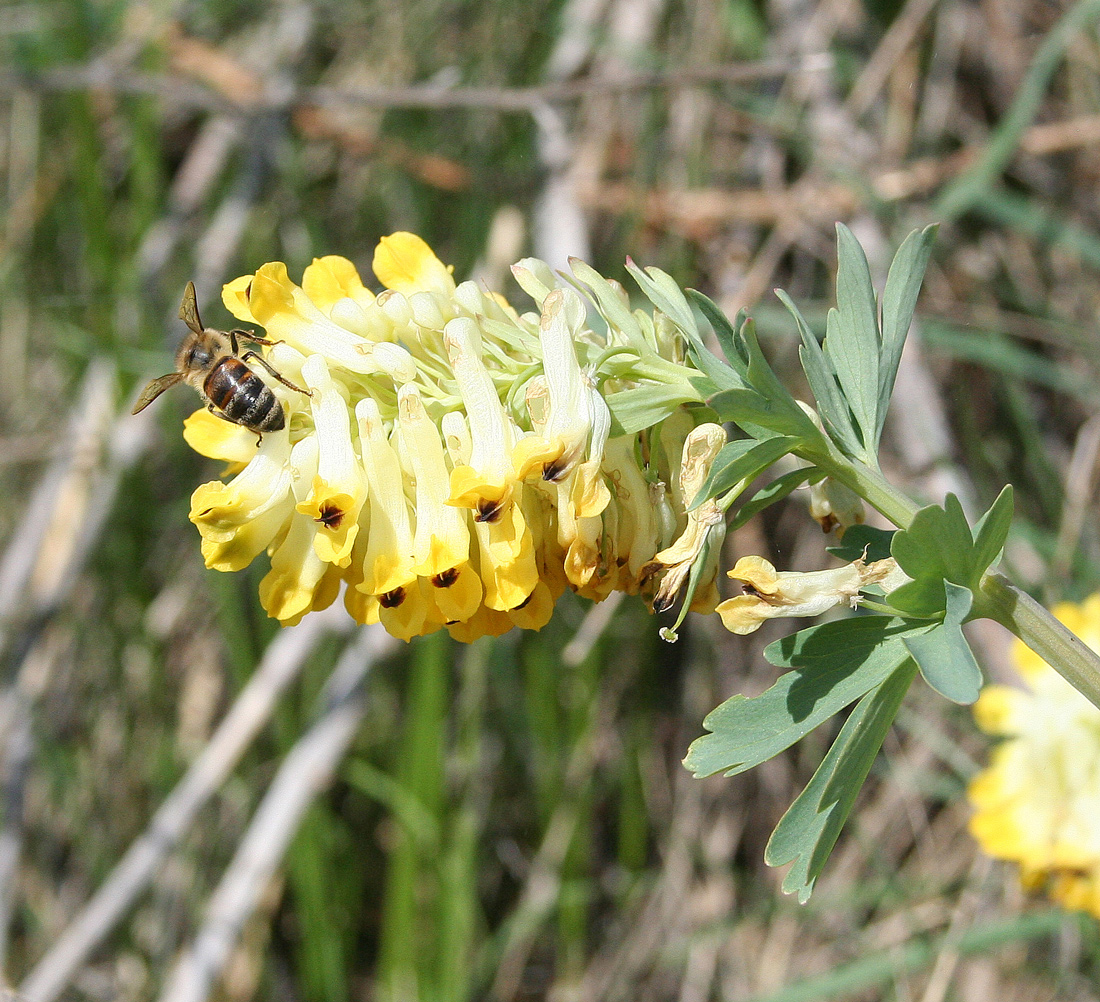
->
[[1, 0, 1099, 999]]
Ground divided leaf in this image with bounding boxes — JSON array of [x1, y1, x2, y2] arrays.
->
[[889, 487, 1014, 617], [687, 289, 750, 376], [776, 289, 864, 459], [764, 657, 918, 902], [827, 524, 896, 563], [971, 484, 1014, 577], [728, 467, 821, 532], [825, 224, 881, 454], [904, 582, 984, 704], [876, 225, 937, 441], [688, 435, 797, 511], [684, 616, 927, 780]]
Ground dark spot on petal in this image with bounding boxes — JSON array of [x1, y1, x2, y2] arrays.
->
[[542, 459, 568, 482], [475, 498, 505, 523], [652, 593, 675, 614], [431, 568, 460, 588], [317, 504, 345, 529], [245, 280, 253, 299], [740, 583, 761, 598], [379, 587, 406, 609]]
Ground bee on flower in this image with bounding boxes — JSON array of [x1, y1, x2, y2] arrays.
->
[[175, 232, 737, 642]]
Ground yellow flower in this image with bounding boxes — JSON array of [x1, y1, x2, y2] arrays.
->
[[182, 408, 257, 467], [716, 555, 905, 635], [189, 429, 294, 572], [396, 384, 482, 624], [294, 354, 366, 567], [257, 436, 342, 625], [645, 423, 728, 616], [513, 289, 612, 591], [969, 594, 1100, 918], [373, 231, 456, 297], [178, 234, 721, 642]]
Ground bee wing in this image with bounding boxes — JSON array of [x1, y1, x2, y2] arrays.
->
[[132, 372, 185, 414], [179, 281, 205, 334]]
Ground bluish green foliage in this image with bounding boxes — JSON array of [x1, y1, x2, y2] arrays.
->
[[684, 616, 930, 779], [764, 658, 918, 903], [889, 487, 1014, 617], [904, 583, 984, 704]]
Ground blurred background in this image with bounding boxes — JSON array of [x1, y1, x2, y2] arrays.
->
[[2, 0, 1100, 999]]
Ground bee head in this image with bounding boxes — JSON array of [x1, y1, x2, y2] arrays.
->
[[178, 329, 231, 376]]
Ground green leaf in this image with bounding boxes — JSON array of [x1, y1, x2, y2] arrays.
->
[[708, 386, 811, 440], [889, 494, 975, 616], [775, 289, 863, 457], [728, 467, 820, 532], [741, 318, 815, 430], [877, 225, 937, 443], [687, 289, 750, 376], [566, 259, 650, 352], [826, 224, 881, 453], [688, 435, 796, 510], [764, 657, 918, 902], [684, 617, 924, 779], [605, 382, 702, 434], [708, 318, 823, 444], [888, 490, 1014, 617], [827, 524, 896, 563], [971, 484, 1014, 576], [904, 582, 984, 704], [625, 259, 698, 334]]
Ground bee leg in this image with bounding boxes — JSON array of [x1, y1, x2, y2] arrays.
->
[[232, 330, 283, 347], [240, 351, 310, 396], [206, 402, 235, 425]]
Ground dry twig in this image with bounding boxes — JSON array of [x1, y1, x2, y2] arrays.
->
[[155, 624, 397, 1002], [17, 602, 355, 1002]]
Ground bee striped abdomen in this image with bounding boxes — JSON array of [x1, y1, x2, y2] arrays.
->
[[204, 357, 285, 432]]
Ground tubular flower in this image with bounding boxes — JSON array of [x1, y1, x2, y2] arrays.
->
[[180, 232, 750, 642], [644, 423, 729, 617], [716, 555, 906, 635], [968, 595, 1100, 919]]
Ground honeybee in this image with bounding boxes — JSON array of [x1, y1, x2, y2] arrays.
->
[[132, 281, 307, 437]]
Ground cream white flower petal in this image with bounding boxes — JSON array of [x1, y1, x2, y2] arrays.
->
[[716, 555, 901, 635], [444, 317, 516, 486], [297, 354, 366, 566]]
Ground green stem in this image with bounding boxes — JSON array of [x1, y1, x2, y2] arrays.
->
[[771, 443, 1100, 709], [805, 449, 921, 530], [979, 572, 1100, 711]]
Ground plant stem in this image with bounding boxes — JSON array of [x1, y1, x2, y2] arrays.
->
[[979, 572, 1100, 711], [809, 450, 921, 530], [796, 447, 1100, 709]]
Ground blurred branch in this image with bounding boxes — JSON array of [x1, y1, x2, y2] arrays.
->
[[17, 602, 355, 1002], [0, 56, 830, 115], [155, 624, 398, 1002], [0, 360, 118, 664]]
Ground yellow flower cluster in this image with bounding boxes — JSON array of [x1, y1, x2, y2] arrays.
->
[[184, 233, 719, 641], [968, 594, 1100, 918]]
